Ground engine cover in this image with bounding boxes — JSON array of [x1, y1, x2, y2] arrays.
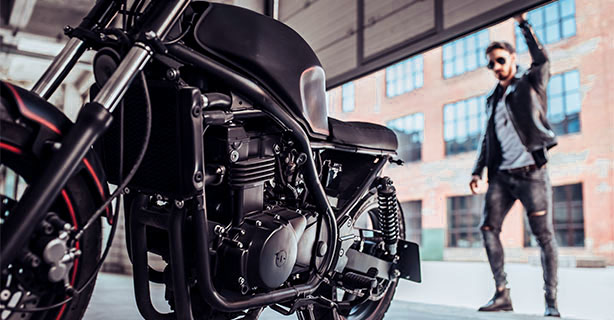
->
[[218, 208, 307, 291]]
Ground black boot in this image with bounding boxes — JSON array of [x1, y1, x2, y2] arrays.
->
[[545, 297, 561, 317], [478, 288, 513, 312]]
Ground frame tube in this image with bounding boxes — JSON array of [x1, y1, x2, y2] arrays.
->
[[167, 43, 339, 312]]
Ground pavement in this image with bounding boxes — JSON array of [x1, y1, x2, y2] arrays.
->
[[83, 261, 614, 319]]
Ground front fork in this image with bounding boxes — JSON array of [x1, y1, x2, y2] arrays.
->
[[0, 0, 190, 268]]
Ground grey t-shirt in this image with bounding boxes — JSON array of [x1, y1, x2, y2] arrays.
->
[[494, 87, 535, 170]]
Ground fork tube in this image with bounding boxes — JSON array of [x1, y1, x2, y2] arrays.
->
[[31, 38, 87, 99], [31, 0, 121, 99], [92, 44, 152, 111], [1, 0, 191, 271]]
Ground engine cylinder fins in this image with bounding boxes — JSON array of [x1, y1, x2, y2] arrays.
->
[[377, 177, 399, 255], [229, 157, 275, 186]]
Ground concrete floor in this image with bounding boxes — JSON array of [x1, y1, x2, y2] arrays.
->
[[83, 261, 613, 320]]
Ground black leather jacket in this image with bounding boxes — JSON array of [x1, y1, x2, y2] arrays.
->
[[472, 21, 557, 179]]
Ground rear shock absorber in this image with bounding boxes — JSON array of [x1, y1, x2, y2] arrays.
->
[[376, 177, 399, 255]]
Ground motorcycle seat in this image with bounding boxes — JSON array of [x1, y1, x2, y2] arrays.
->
[[328, 118, 398, 152]]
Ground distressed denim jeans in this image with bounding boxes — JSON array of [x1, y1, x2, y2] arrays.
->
[[480, 167, 558, 299]]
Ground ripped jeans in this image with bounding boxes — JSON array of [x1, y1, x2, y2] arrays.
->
[[480, 167, 558, 300]]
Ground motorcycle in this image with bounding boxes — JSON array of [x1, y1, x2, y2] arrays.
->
[[0, 1, 420, 319]]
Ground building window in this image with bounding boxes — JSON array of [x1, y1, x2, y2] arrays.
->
[[387, 113, 424, 162], [400, 201, 422, 245], [326, 91, 335, 115], [386, 55, 424, 97], [341, 82, 355, 112], [443, 29, 489, 78], [516, 0, 576, 53], [448, 195, 484, 248], [548, 70, 581, 135], [525, 183, 584, 247], [444, 95, 487, 156]]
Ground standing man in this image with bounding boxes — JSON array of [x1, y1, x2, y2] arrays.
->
[[469, 13, 560, 317]]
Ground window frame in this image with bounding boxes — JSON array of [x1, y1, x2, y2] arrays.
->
[[443, 94, 488, 156], [442, 29, 490, 79], [447, 194, 485, 248], [386, 55, 424, 98], [387, 113, 424, 162], [547, 69, 581, 135], [400, 200, 423, 245], [524, 183, 584, 247], [341, 82, 355, 113], [515, 0, 576, 53]]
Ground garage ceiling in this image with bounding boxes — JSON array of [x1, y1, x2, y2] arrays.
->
[[1, 0, 552, 89], [279, 0, 552, 89]]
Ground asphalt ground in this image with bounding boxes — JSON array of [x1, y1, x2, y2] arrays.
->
[[83, 261, 613, 319]]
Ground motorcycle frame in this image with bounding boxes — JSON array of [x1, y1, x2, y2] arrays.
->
[[1, 0, 401, 317]]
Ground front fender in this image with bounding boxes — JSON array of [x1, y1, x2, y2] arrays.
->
[[0, 80, 113, 223]]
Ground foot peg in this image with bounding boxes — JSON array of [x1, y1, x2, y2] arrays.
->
[[339, 272, 377, 290]]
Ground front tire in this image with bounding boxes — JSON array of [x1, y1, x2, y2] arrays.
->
[[0, 103, 102, 320]]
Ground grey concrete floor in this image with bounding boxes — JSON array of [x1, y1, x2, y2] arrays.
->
[[83, 261, 613, 319]]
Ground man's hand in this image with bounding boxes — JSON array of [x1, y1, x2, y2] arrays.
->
[[469, 175, 481, 195], [514, 13, 528, 24]]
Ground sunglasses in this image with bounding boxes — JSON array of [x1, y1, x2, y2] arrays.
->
[[487, 57, 506, 69]]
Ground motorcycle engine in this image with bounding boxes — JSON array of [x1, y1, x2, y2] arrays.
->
[[217, 208, 307, 291], [203, 115, 323, 294]]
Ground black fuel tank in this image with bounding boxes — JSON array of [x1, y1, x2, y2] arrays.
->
[[192, 3, 322, 126]]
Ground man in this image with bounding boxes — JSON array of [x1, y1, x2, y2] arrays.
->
[[469, 13, 560, 317]]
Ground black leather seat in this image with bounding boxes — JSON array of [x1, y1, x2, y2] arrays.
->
[[328, 118, 398, 151]]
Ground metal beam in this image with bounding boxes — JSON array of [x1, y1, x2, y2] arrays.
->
[[325, 0, 552, 88], [8, 0, 37, 29]]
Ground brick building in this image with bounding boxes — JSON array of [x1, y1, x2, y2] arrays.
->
[[328, 0, 614, 265]]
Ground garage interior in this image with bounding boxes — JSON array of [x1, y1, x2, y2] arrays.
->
[[1, 0, 613, 319]]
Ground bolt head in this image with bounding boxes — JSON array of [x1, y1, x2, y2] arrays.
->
[[0, 289, 11, 301], [166, 68, 179, 80], [316, 241, 327, 257], [194, 171, 203, 182], [30, 256, 41, 268], [175, 200, 184, 209], [229, 150, 240, 162], [145, 30, 156, 40], [255, 220, 262, 227]]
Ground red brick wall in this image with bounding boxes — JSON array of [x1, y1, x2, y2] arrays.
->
[[329, 0, 614, 264]]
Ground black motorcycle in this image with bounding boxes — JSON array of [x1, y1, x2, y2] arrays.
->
[[0, 1, 420, 319]]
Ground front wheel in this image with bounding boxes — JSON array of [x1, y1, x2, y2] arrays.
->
[[0, 104, 102, 320], [312, 193, 405, 320]]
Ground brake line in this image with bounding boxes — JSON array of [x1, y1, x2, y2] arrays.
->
[[0, 71, 152, 313]]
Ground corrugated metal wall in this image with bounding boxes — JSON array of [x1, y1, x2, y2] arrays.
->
[[279, 0, 552, 88]]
